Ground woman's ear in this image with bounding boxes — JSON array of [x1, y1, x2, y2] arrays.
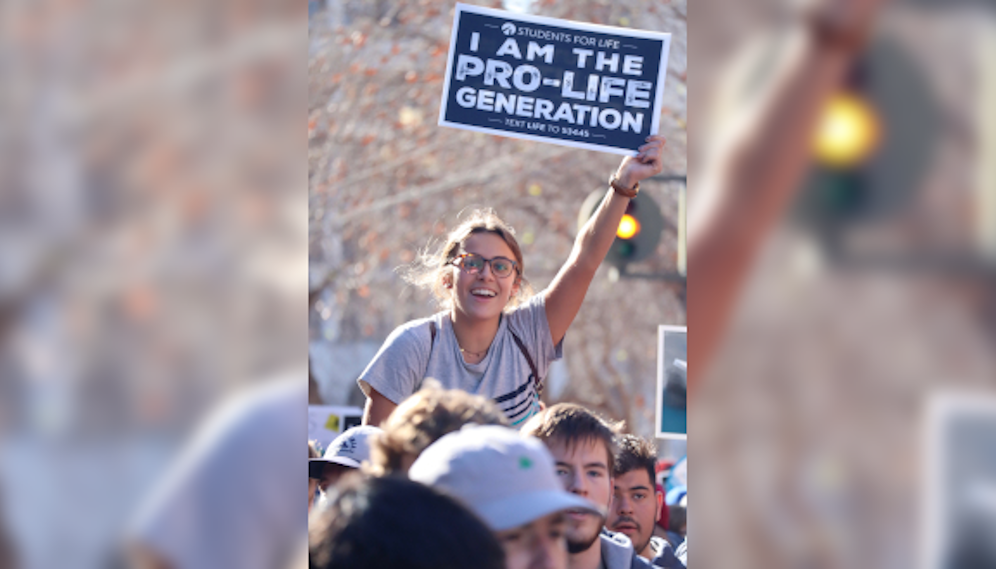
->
[[442, 271, 453, 289], [511, 275, 521, 297]]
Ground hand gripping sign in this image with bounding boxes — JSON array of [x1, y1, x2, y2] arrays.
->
[[439, 4, 671, 155]]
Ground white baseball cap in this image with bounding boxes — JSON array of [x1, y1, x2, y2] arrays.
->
[[311, 425, 382, 469], [408, 424, 602, 531]]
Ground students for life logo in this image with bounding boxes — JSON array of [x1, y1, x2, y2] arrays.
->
[[501, 22, 516, 35]]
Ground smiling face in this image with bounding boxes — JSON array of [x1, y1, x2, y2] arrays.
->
[[545, 437, 612, 555], [606, 469, 661, 556], [447, 232, 521, 324]]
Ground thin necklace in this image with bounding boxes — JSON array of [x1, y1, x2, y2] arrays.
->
[[454, 314, 499, 358], [459, 346, 487, 358]]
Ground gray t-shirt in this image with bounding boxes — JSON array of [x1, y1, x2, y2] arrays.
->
[[358, 294, 563, 427]]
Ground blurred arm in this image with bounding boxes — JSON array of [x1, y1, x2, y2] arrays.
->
[[687, 1, 885, 385]]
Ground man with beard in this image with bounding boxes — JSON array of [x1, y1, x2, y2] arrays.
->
[[522, 404, 653, 569], [606, 435, 684, 568]]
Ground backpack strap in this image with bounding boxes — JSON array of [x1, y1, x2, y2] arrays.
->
[[416, 320, 437, 391], [509, 330, 543, 395]]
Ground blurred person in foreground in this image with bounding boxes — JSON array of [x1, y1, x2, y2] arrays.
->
[[606, 435, 682, 568], [409, 424, 602, 569], [308, 425, 381, 501], [367, 380, 509, 476], [522, 404, 653, 569], [125, 378, 306, 569], [308, 473, 505, 569], [360, 136, 665, 428], [689, 0, 888, 382]]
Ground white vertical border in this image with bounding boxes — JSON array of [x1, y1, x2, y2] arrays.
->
[[922, 391, 996, 569], [655, 324, 687, 440], [438, 3, 672, 156]]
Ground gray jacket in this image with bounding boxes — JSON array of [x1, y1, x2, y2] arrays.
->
[[600, 530, 654, 569]]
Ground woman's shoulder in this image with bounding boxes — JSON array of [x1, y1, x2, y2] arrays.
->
[[506, 293, 546, 327], [386, 312, 446, 346]]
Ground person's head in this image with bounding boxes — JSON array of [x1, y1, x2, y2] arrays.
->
[[409, 425, 600, 569], [309, 425, 382, 493], [520, 404, 622, 555], [309, 473, 505, 569], [402, 209, 533, 319], [369, 381, 509, 476], [606, 434, 663, 556], [308, 440, 320, 514]]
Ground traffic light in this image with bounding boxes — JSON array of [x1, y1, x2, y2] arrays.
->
[[794, 36, 938, 229], [578, 188, 665, 269]]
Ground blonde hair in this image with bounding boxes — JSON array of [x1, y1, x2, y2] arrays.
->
[[400, 208, 533, 310], [368, 380, 509, 476]]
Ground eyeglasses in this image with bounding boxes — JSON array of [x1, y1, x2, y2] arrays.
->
[[449, 253, 519, 278]]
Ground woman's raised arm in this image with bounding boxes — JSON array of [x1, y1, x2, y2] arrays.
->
[[544, 135, 666, 346]]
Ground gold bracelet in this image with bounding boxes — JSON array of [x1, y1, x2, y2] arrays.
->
[[609, 176, 639, 198]]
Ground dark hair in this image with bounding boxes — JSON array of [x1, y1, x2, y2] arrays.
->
[[520, 403, 622, 475], [309, 474, 505, 569], [370, 381, 509, 476], [614, 434, 657, 488]]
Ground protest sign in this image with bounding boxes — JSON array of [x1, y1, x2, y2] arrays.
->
[[308, 405, 363, 449], [439, 3, 671, 155], [656, 325, 686, 439]]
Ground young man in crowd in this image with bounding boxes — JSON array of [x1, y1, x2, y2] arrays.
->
[[309, 425, 382, 496], [521, 404, 653, 569], [409, 424, 601, 569], [606, 434, 684, 568]]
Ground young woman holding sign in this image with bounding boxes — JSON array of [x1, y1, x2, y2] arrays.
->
[[359, 135, 665, 427]]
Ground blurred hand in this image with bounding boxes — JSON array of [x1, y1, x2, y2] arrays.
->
[[802, 0, 890, 47], [615, 135, 666, 188]]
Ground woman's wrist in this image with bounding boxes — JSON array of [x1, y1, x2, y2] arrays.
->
[[609, 172, 639, 198]]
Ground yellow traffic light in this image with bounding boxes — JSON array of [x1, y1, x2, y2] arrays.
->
[[617, 214, 640, 239], [813, 92, 881, 168]]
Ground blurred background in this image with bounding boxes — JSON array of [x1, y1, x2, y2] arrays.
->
[[307, 0, 688, 440], [3, 0, 996, 567], [691, 0, 996, 568], [0, 1, 306, 568]]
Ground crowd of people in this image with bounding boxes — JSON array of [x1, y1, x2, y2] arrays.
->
[[308, 385, 687, 569], [306, 136, 684, 569]]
